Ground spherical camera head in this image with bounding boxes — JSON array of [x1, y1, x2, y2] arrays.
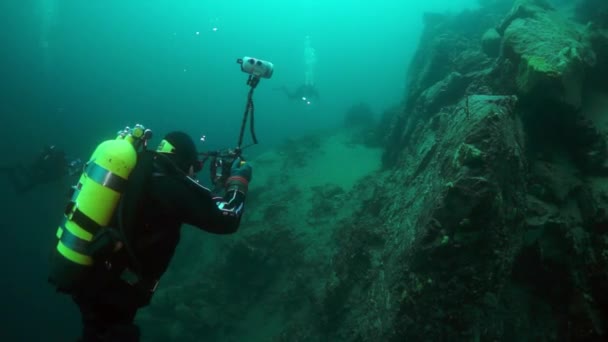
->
[[237, 56, 274, 79]]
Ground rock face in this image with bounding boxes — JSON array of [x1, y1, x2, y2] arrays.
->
[[481, 28, 501, 57], [379, 94, 527, 341], [137, 1, 608, 341], [380, 0, 608, 340], [501, 0, 596, 107]]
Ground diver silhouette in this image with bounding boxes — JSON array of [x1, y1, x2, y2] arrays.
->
[[276, 36, 320, 105]]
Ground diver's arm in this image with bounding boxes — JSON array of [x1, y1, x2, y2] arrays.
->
[[149, 174, 244, 234]]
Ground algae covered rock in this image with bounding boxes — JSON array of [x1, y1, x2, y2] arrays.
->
[[418, 71, 468, 115], [501, 0, 596, 106], [497, 0, 554, 34], [481, 28, 501, 57]]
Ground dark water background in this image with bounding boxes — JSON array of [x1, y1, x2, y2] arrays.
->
[[0, 0, 479, 340]]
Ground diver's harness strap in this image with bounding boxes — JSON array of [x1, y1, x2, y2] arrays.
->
[[113, 151, 194, 294], [114, 151, 161, 294]]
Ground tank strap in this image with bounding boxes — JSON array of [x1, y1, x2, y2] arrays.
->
[[70, 207, 102, 235], [86, 162, 128, 192], [58, 220, 90, 255]]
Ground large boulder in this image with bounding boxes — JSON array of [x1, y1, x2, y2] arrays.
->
[[501, 0, 596, 107], [481, 28, 501, 57]]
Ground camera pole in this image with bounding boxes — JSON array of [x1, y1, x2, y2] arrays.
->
[[199, 57, 271, 185], [236, 74, 260, 156]]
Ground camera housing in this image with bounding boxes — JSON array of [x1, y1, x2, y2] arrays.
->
[[237, 57, 274, 79]]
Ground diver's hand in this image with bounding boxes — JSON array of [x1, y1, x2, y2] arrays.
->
[[226, 157, 252, 194]]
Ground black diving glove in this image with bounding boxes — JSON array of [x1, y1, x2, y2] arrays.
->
[[225, 157, 252, 195]]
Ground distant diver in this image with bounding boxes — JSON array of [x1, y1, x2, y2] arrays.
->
[[277, 35, 319, 105], [0, 145, 81, 194], [276, 84, 320, 104]]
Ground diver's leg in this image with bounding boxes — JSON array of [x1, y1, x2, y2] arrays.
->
[[74, 294, 139, 342], [75, 297, 107, 342]]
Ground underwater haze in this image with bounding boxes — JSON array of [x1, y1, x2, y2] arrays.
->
[[0, 0, 481, 341], [0, 0, 480, 155]]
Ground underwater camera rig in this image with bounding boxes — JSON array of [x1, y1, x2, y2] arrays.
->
[[199, 56, 274, 187]]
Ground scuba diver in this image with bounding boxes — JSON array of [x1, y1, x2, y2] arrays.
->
[[49, 55, 271, 341], [0, 145, 81, 194], [51, 130, 252, 341], [277, 83, 320, 104], [276, 35, 319, 105]]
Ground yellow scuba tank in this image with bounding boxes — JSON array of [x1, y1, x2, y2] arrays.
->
[[48, 125, 152, 291]]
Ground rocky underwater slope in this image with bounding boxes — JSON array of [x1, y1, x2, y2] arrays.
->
[[138, 0, 608, 340]]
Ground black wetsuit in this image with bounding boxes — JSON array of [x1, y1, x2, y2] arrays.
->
[[71, 151, 246, 342], [1, 146, 69, 193]]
